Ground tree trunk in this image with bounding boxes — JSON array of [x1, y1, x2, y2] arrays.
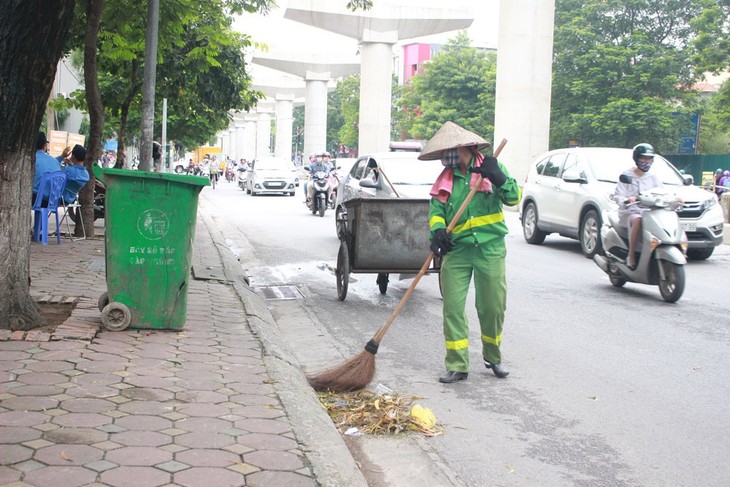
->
[[80, 0, 105, 238], [0, 0, 76, 330], [115, 64, 142, 170]]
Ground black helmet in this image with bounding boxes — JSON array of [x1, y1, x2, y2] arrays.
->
[[632, 143, 655, 163]]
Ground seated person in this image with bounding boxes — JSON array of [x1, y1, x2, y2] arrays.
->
[[59, 145, 90, 204], [613, 143, 663, 270], [32, 132, 61, 203]]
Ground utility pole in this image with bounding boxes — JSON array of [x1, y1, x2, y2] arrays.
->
[[139, 0, 159, 172], [161, 97, 168, 172]]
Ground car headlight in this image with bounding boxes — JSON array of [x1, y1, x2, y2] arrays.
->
[[702, 198, 717, 210]]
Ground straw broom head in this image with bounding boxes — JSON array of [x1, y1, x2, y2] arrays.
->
[[307, 340, 378, 392]]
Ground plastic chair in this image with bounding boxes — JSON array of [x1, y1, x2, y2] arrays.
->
[[32, 171, 67, 245], [59, 195, 86, 241]]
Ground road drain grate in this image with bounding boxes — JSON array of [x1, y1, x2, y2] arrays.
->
[[254, 285, 304, 300]]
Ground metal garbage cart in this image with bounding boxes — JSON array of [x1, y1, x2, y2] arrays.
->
[[335, 197, 440, 300], [95, 167, 209, 331]]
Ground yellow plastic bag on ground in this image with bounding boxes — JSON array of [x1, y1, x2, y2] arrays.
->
[[410, 404, 437, 429]]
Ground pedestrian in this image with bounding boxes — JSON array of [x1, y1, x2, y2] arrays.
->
[[420, 121, 522, 383], [32, 132, 61, 203], [58, 145, 90, 204], [715, 168, 726, 201], [719, 170, 730, 199]]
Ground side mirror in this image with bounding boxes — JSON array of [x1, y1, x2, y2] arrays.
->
[[562, 169, 587, 184], [619, 174, 633, 184], [359, 179, 379, 189], [682, 174, 694, 186]]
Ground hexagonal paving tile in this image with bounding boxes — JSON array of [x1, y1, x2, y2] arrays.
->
[[1, 396, 59, 411], [175, 432, 235, 449], [105, 446, 173, 466], [243, 450, 304, 471], [23, 465, 98, 487], [60, 397, 116, 413], [0, 444, 33, 464], [174, 448, 239, 467], [33, 444, 104, 465], [174, 466, 244, 487], [100, 465, 171, 487]]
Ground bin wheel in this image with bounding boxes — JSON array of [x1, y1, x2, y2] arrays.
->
[[336, 241, 350, 301], [101, 302, 132, 332], [376, 273, 389, 294], [97, 292, 109, 312]]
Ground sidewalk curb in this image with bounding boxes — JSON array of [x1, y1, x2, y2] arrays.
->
[[199, 212, 368, 487]]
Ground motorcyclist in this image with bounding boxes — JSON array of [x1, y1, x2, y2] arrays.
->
[[613, 143, 664, 270], [306, 151, 333, 208]]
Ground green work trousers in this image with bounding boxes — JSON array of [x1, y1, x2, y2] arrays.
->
[[440, 242, 507, 373]]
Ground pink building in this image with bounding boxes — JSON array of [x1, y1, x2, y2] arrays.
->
[[402, 43, 445, 83]]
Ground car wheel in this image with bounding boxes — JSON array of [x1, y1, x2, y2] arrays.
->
[[686, 248, 714, 261], [580, 209, 602, 258], [522, 202, 547, 244], [174, 166, 184, 174]]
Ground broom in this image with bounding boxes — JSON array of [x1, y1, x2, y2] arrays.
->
[[307, 139, 508, 392]]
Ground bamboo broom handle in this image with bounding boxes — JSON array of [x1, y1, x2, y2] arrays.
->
[[372, 138, 508, 344]]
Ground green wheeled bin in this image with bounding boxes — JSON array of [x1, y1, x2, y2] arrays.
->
[[95, 167, 209, 331]]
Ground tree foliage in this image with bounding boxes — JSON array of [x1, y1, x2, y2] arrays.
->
[[396, 31, 497, 142], [550, 0, 713, 152]]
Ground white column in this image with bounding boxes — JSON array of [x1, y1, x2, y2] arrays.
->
[[256, 110, 273, 159], [235, 122, 245, 161], [221, 131, 230, 158], [244, 114, 257, 161], [494, 0, 555, 183], [275, 94, 295, 162], [303, 73, 329, 158], [228, 127, 236, 160], [358, 30, 397, 155]]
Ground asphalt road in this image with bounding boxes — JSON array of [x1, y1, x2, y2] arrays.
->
[[200, 180, 730, 487]]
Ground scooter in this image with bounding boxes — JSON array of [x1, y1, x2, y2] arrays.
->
[[593, 174, 687, 302], [308, 170, 331, 217], [328, 167, 340, 209]]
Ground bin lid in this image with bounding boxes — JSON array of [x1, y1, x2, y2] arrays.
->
[[94, 167, 210, 187]]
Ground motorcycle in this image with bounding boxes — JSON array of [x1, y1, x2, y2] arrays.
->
[[237, 166, 247, 190], [328, 167, 340, 209], [307, 170, 331, 217], [593, 174, 687, 303]]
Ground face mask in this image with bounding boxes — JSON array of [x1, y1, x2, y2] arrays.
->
[[637, 161, 652, 172], [442, 148, 460, 168]]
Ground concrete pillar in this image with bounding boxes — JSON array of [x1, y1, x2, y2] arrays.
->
[[256, 110, 273, 159], [303, 73, 329, 158], [358, 34, 397, 155], [275, 94, 295, 162], [235, 122, 245, 161], [221, 131, 230, 158], [244, 115, 257, 161], [494, 0, 556, 183], [228, 127, 236, 160]]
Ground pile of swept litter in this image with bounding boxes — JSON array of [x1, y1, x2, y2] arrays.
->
[[317, 389, 443, 436]]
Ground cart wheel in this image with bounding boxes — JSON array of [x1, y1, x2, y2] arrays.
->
[[376, 273, 389, 294], [336, 241, 350, 301], [101, 302, 132, 332], [97, 292, 109, 312]]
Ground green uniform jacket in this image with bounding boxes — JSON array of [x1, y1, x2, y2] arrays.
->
[[428, 161, 522, 247]]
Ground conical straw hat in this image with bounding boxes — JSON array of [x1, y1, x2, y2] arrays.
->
[[418, 121, 491, 160]]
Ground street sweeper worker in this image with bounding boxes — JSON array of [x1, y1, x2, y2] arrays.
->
[[421, 121, 521, 384]]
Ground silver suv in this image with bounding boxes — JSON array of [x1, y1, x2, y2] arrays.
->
[[519, 147, 724, 260]]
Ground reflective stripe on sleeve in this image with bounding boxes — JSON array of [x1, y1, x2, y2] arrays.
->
[[429, 215, 446, 229]]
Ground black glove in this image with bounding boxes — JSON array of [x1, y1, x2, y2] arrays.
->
[[469, 156, 507, 187], [430, 228, 453, 256]]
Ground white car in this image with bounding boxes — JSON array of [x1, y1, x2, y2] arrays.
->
[[246, 157, 298, 196], [519, 147, 724, 260], [334, 152, 444, 236]]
